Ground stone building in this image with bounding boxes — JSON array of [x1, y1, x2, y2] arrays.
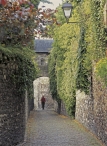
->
[[33, 38, 54, 110], [34, 38, 53, 77]]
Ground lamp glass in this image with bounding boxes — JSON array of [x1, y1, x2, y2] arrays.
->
[[63, 8, 71, 18]]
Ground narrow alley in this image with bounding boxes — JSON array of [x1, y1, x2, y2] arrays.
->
[[18, 110, 104, 146]]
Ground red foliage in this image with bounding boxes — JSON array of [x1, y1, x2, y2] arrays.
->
[[0, 0, 59, 46], [0, 0, 7, 5]]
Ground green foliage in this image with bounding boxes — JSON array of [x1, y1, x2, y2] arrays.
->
[[90, 0, 106, 60], [65, 91, 76, 117], [95, 57, 107, 86], [31, 0, 40, 8], [55, 6, 67, 24], [0, 0, 42, 98], [48, 10, 80, 117], [48, 0, 107, 117], [76, 27, 90, 94], [48, 49, 58, 101], [0, 45, 39, 98]]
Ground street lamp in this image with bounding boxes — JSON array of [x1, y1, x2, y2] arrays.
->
[[62, 1, 79, 23]]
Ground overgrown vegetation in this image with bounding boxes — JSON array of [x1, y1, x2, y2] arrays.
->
[[95, 57, 107, 86], [48, 0, 107, 117], [0, 0, 57, 98], [76, 27, 90, 94], [0, 0, 40, 98], [0, 45, 39, 98]]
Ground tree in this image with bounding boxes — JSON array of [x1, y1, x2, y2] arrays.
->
[[0, 0, 57, 47]]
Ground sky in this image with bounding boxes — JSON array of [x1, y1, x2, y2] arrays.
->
[[38, 0, 63, 9]]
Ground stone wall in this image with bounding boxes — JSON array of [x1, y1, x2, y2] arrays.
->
[[0, 59, 34, 145], [75, 90, 95, 132], [75, 79, 107, 145], [0, 60, 25, 145], [93, 79, 107, 145], [35, 53, 49, 77], [54, 100, 68, 116], [33, 77, 54, 110]]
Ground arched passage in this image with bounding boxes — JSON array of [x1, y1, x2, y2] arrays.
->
[[33, 77, 54, 110]]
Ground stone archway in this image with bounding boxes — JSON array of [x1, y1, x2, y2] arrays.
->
[[33, 77, 54, 110]]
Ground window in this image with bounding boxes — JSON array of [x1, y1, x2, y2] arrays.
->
[[41, 58, 45, 65]]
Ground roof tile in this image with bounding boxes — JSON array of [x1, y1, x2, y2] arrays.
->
[[34, 38, 53, 53]]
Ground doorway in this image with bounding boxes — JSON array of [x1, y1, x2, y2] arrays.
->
[[33, 77, 54, 110]]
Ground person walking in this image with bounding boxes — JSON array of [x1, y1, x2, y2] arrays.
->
[[41, 95, 46, 110]]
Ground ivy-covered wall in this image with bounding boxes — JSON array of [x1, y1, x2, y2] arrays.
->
[[0, 46, 38, 145], [48, 0, 107, 116], [0, 60, 25, 146], [0, 0, 40, 144], [48, 0, 107, 144]]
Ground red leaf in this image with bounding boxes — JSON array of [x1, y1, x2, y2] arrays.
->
[[0, 0, 7, 5]]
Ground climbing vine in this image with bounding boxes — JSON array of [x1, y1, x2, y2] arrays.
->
[[76, 27, 90, 94], [95, 57, 107, 87], [0, 45, 39, 98], [0, 0, 57, 99], [48, 0, 107, 117], [48, 5, 80, 117], [90, 0, 106, 60], [48, 47, 59, 101]]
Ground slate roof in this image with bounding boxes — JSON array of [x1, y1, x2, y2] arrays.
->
[[34, 38, 53, 53]]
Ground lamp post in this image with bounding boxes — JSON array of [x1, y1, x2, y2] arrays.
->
[[62, 1, 79, 23]]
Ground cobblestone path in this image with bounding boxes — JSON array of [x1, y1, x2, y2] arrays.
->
[[21, 110, 104, 146]]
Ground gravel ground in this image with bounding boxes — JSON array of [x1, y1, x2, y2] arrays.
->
[[18, 109, 105, 146]]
